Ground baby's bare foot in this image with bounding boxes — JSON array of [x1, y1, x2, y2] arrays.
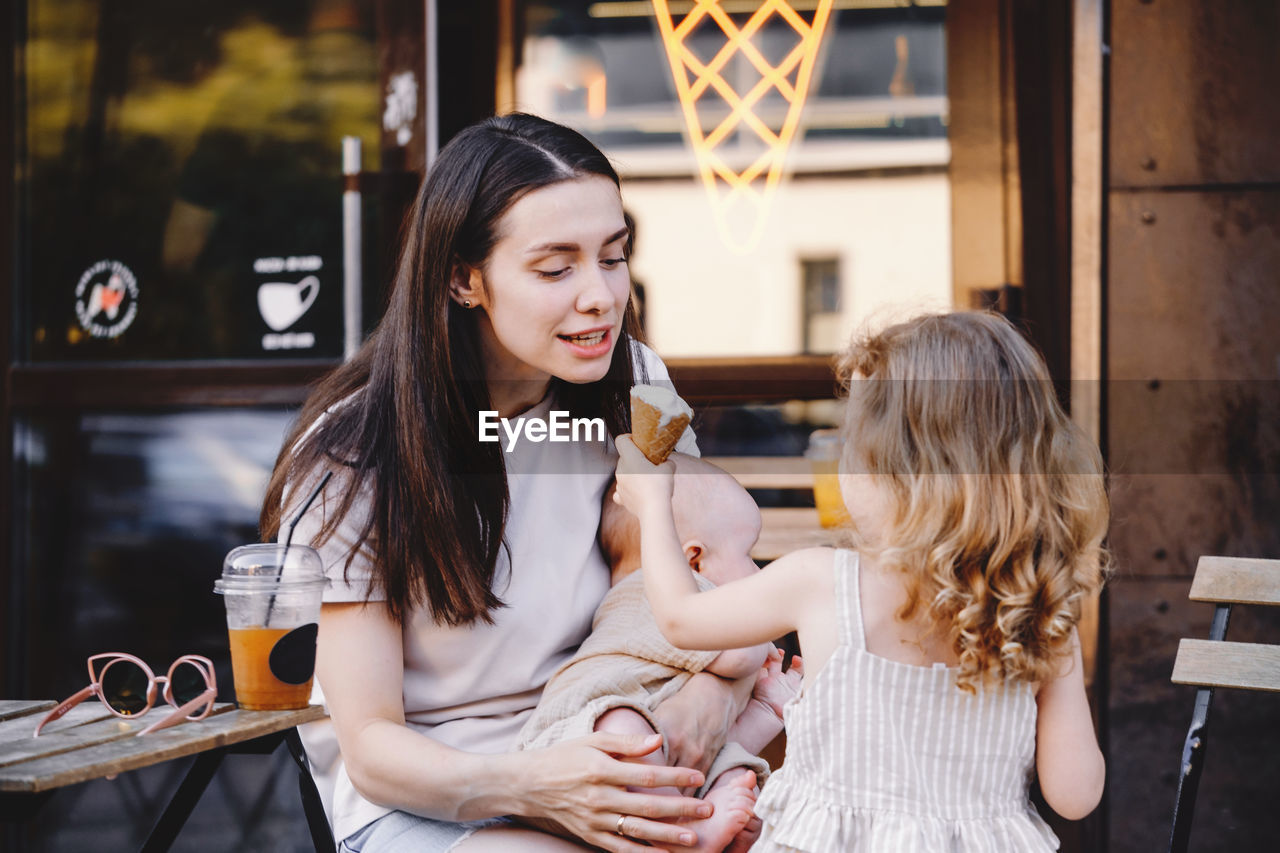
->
[[678, 769, 758, 853], [724, 814, 762, 853]]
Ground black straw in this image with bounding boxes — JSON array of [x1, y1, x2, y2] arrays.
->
[[284, 471, 333, 552], [266, 471, 333, 624]]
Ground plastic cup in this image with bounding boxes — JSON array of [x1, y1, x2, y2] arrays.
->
[[804, 429, 851, 529], [214, 544, 328, 710]]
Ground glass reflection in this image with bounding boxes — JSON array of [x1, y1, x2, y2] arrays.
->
[[22, 0, 379, 361], [515, 1, 952, 357], [17, 409, 293, 703]]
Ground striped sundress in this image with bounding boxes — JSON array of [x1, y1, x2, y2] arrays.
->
[[752, 549, 1059, 851]]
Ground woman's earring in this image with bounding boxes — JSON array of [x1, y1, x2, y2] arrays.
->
[[463, 300, 472, 308]]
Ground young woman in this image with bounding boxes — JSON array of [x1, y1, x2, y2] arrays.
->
[[260, 114, 753, 853]]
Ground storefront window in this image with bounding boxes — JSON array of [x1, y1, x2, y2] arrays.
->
[[15, 409, 291, 699], [514, 0, 951, 356], [9, 407, 310, 848], [19, 0, 380, 362]]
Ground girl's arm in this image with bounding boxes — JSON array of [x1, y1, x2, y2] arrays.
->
[[1034, 628, 1106, 820], [318, 601, 711, 852], [704, 643, 772, 679], [613, 436, 823, 652]]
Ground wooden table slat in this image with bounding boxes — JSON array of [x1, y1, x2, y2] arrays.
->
[[0, 701, 54, 723], [0, 705, 127, 766], [753, 507, 849, 561], [0, 704, 325, 793], [0, 704, 239, 770], [710, 456, 816, 491]]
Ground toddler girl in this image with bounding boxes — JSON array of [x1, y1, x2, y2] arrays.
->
[[614, 311, 1109, 851]]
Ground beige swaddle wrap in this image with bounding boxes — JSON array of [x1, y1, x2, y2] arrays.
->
[[518, 572, 769, 796]]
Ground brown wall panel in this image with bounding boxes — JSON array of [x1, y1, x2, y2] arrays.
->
[[1110, 0, 1280, 187], [1108, 474, 1280, 583], [1107, 107, 1280, 852], [1107, 191, 1280, 583], [1108, 192, 1280, 380]]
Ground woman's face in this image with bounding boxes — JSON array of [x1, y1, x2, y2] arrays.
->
[[466, 176, 631, 392]]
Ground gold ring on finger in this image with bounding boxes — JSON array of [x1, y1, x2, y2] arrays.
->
[[616, 814, 627, 836]]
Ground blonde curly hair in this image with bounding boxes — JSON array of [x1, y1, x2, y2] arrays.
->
[[838, 311, 1110, 693]]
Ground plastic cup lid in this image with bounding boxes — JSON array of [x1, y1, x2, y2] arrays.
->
[[215, 543, 328, 594]]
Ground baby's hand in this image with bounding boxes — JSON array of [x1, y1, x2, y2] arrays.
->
[[614, 435, 675, 515], [753, 648, 804, 720]]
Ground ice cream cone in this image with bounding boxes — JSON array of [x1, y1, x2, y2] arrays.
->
[[630, 385, 693, 465]]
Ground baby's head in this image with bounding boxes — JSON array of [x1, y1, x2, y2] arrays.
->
[[601, 453, 761, 586], [838, 311, 1110, 690]]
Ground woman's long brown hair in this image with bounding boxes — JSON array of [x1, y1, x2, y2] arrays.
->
[[260, 114, 642, 626]]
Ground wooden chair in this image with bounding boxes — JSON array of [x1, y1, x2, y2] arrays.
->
[[1167, 556, 1280, 853]]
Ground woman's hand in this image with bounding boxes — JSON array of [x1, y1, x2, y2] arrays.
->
[[613, 435, 675, 518], [651, 671, 753, 791], [512, 731, 711, 852]]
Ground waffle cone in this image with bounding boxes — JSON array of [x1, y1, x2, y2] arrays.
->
[[630, 386, 692, 465]]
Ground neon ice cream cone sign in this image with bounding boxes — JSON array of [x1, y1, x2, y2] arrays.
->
[[653, 0, 833, 251]]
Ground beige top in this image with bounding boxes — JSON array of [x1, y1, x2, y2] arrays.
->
[[288, 343, 697, 841], [753, 549, 1059, 852]]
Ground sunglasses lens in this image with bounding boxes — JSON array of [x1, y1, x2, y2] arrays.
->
[[170, 661, 210, 709], [101, 661, 149, 716]]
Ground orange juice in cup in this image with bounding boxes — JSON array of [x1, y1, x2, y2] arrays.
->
[[805, 429, 851, 529], [215, 544, 327, 711], [227, 626, 315, 710]]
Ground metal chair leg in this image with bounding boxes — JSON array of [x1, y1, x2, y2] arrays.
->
[[1167, 604, 1231, 853], [285, 727, 336, 853], [1168, 686, 1213, 853]]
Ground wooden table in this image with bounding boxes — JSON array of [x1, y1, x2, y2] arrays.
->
[[0, 700, 331, 852], [754, 507, 848, 561], [709, 457, 848, 561]]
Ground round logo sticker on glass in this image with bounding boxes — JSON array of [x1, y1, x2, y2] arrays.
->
[[75, 260, 139, 338]]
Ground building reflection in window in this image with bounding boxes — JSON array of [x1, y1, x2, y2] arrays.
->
[[513, 0, 952, 357], [16, 409, 293, 704], [22, 0, 379, 362]]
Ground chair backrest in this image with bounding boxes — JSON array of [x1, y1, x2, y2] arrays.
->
[[1167, 556, 1280, 853], [1171, 557, 1280, 693]]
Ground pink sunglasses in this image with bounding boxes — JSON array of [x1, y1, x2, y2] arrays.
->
[[33, 653, 217, 738]]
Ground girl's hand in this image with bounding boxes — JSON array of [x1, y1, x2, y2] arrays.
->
[[613, 435, 675, 517], [514, 731, 710, 851]]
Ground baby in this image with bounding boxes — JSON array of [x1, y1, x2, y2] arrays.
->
[[517, 453, 801, 852]]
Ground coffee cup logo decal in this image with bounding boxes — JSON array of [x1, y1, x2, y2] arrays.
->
[[258, 275, 320, 331]]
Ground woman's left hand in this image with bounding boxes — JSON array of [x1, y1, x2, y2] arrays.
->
[[613, 435, 675, 517], [651, 671, 754, 792]]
